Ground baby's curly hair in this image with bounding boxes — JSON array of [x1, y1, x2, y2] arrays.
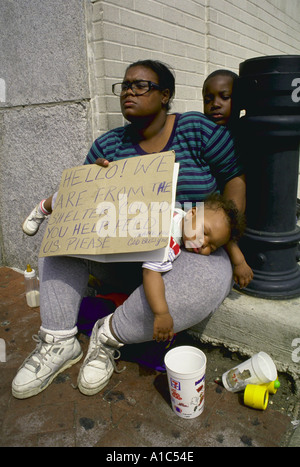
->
[[204, 193, 246, 242]]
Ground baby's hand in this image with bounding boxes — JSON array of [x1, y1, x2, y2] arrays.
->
[[233, 262, 253, 289], [153, 313, 174, 342], [94, 157, 109, 167]]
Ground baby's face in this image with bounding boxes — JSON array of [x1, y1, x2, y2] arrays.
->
[[182, 207, 231, 255]]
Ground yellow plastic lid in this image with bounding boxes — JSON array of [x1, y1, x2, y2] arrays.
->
[[244, 384, 269, 410]]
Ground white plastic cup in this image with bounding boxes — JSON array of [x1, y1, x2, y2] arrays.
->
[[222, 351, 277, 393], [164, 345, 207, 419]]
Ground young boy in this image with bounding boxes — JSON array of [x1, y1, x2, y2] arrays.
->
[[143, 193, 246, 342], [202, 69, 239, 128], [202, 70, 253, 291]]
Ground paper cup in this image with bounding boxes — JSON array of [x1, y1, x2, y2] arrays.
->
[[222, 351, 277, 393], [164, 345, 207, 419]]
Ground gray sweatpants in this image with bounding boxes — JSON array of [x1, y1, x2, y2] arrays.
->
[[38, 248, 232, 344]]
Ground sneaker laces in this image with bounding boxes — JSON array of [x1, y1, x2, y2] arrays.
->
[[28, 208, 47, 224], [19, 334, 62, 373], [83, 342, 125, 374]]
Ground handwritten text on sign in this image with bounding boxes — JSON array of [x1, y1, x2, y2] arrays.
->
[[39, 151, 175, 257]]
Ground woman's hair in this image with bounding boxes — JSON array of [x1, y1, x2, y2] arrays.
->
[[126, 60, 176, 111], [204, 192, 246, 242]]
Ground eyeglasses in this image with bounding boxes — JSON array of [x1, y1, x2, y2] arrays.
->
[[112, 80, 161, 97]]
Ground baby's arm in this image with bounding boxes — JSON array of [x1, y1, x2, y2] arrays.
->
[[225, 241, 253, 289], [143, 268, 174, 342]]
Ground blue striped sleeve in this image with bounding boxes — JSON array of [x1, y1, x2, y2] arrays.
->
[[84, 138, 105, 165], [203, 125, 243, 184]]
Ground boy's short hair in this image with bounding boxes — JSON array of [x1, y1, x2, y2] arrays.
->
[[202, 69, 239, 93], [204, 193, 246, 242]]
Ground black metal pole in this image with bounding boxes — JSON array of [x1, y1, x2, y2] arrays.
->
[[237, 55, 300, 299]]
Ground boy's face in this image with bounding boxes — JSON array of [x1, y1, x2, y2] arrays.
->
[[182, 207, 231, 256], [203, 75, 233, 126]]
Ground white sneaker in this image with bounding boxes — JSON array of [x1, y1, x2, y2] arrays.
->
[[12, 331, 83, 399], [77, 317, 125, 396], [22, 204, 48, 236]]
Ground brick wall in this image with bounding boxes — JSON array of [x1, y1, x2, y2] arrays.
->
[[86, 0, 206, 135], [86, 0, 300, 138], [207, 0, 300, 72]]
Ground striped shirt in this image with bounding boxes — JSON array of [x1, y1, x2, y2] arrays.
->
[[84, 111, 243, 206]]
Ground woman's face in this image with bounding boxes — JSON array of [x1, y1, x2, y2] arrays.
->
[[120, 65, 170, 122]]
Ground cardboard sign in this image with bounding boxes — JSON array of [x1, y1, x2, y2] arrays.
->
[[39, 151, 178, 261]]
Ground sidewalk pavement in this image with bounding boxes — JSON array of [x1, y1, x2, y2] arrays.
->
[[0, 266, 299, 448]]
